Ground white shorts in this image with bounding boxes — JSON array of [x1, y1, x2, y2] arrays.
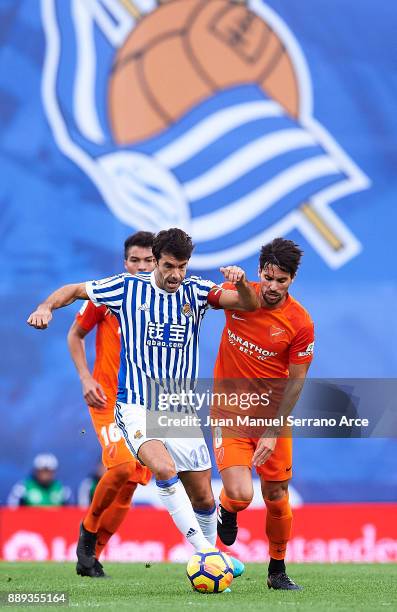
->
[[115, 402, 212, 473]]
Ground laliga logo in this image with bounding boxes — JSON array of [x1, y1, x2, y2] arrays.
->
[[41, 0, 370, 269]]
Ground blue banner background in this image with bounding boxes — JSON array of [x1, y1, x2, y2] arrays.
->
[[1, 0, 396, 503]]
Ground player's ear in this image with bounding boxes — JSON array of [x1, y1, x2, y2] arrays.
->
[[124, 259, 128, 272]]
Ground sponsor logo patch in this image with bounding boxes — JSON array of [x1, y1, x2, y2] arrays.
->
[[146, 322, 187, 349], [298, 341, 315, 357]]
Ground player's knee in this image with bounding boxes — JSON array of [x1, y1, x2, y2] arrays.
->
[[262, 481, 288, 502], [225, 484, 253, 505], [152, 460, 177, 482], [111, 462, 135, 485]]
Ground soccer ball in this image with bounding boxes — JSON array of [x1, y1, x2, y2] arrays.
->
[[186, 548, 234, 593]]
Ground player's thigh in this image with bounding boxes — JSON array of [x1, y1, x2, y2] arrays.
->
[[115, 402, 187, 481], [138, 439, 177, 481], [114, 401, 154, 463], [256, 437, 293, 481]]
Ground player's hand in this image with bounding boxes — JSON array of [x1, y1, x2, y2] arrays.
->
[[27, 305, 53, 329], [252, 436, 277, 467], [220, 266, 246, 285], [81, 376, 107, 408]]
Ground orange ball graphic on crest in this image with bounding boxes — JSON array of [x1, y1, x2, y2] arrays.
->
[[109, 0, 299, 144]]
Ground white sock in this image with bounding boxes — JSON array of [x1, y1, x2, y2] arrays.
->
[[156, 476, 212, 551], [194, 505, 217, 546]]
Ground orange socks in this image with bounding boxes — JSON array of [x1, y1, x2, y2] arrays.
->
[[220, 486, 292, 561], [220, 488, 251, 513], [264, 494, 292, 560], [95, 481, 137, 559], [83, 463, 135, 533]]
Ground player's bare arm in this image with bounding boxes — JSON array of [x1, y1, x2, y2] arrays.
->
[[252, 362, 311, 467], [67, 320, 107, 408], [216, 266, 260, 311], [27, 283, 89, 329]]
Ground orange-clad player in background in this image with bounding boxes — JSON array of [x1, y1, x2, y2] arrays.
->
[[67, 232, 155, 577], [213, 238, 314, 590]]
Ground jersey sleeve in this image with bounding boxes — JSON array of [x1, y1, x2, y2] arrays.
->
[[190, 277, 216, 313], [220, 282, 236, 291], [85, 274, 126, 312], [76, 301, 106, 332], [289, 321, 315, 364]]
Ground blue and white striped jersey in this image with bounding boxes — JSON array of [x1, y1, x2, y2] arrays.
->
[[86, 271, 215, 407]]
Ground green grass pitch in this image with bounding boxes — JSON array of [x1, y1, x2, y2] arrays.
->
[[1, 562, 396, 611]]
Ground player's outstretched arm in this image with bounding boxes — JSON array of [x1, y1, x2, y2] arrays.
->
[[217, 266, 260, 311], [67, 320, 107, 408], [27, 283, 89, 329]]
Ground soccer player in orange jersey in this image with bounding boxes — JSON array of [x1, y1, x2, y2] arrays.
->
[[67, 231, 155, 577], [213, 238, 314, 590]]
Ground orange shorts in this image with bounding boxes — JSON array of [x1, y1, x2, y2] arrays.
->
[[213, 434, 292, 481], [89, 402, 151, 484]]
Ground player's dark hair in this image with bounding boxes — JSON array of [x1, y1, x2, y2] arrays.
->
[[259, 238, 303, 277], [124, 231, 155, 259], [152, 228, 194, 262]]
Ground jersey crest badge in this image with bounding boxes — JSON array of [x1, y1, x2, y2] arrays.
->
[[182, 303, 193, 318], [270, 325, 287, 339]]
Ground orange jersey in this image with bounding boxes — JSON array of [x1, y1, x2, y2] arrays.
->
[[76, 301, 120, 398], [212, 283, 313, 482], [214, 282, 314, 380], [75, 301, 151, 479]]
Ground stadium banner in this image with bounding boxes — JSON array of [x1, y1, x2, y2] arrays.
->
[[1, 504, 396, 563]]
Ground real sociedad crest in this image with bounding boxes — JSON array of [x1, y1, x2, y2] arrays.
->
[[41, 0, 370, 269]]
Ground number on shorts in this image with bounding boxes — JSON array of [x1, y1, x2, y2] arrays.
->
[[214, 426, 222, 449], [190, 444, 210, 468], [100, 422, 122, 446]]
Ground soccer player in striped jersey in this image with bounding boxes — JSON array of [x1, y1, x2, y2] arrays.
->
[[67, 231, 155, 578], [212, 238, 314, 591], [27, 228, 259, 567]]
